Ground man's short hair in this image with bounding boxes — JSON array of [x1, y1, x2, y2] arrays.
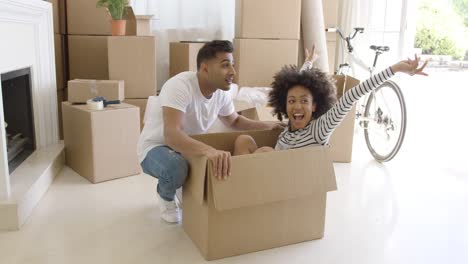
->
[[196, 40, 234, 70]]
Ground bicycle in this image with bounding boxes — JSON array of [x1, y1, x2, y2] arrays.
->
[[326, 27, 407, 162]]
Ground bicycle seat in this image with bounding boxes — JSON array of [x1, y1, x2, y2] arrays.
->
[[370, 45, 390, 52]]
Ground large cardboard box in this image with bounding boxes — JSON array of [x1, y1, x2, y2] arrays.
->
[[68, 35, 109, 80], [68, 79, 124, 103], [234, 38, 299, 87], [47, 0, 66, 34], [57, 88, 67, 140], [328, 75, 360, 162], [108, 36, 157, 98], [124, 98, 148, 130], [62, 102, 141, 183], [169, 42, 206, 77], [67, 3, 145, 36], [54, 34, 67, 90], [184, 129, 336, 260], [235, 0, 301, 39], [66, 0, 111, 35]]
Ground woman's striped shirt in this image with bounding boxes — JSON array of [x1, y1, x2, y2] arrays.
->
[[275, 63, 395, 150]]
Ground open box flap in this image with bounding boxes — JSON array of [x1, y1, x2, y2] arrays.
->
[[185, 155, 208, 205], [209, 146, 336, 211]]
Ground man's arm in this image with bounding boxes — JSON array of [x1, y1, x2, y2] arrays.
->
[[163, 107, 231, 179], [218, 111, 285, 131]]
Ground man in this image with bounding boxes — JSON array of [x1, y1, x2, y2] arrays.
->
[[138, 40, 284, 223]]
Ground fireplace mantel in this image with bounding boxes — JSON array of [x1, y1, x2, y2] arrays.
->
[[0, 0, 64, 230]]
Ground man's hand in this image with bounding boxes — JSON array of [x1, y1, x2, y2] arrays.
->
[[204, 148, 231, 180], [391, 54, 428, 76], [263, 121, 287, 130]]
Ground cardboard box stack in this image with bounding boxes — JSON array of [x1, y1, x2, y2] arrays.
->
[[66, 0, 112, 80], [109, 36, 157, 130], [65, 1, 154, 131], [63, 80, 141, 183], [234, 0, 302, 87], [47, 0, 68, 139], [66, 2, 153, 80], [169, 41, 206, 77]]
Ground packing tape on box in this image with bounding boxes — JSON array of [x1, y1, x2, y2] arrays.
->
[[86, 99, 104, 110]]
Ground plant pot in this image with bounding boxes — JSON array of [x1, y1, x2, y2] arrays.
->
[[111, 20, 126, 36]]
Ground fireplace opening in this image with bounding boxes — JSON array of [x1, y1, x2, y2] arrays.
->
[[1, 68, 36, 173]]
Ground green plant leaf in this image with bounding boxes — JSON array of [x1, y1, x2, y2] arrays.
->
[[95, 0, 128, 20]]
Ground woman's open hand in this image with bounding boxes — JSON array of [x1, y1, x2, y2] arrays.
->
[[391, 54, 429, 76], [305, 44, 319, 64]]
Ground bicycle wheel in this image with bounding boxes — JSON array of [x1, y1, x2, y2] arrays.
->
[[364, 80, 407, 162]]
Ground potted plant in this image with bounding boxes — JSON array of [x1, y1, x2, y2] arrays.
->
[[96, 0, 129, 36]]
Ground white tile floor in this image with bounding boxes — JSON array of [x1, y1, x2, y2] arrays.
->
[[0, 69, 467, 263]]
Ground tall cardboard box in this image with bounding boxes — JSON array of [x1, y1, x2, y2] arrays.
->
[[328, 75, 360, 162], [169, 42, 206, 77], [68, 35, 109, 80], [124, 98, 148, 130], [234, 38, 299, 87], [235, 0, 301, 39], [54, 34, 67, 90], [184, 130, 336, 260], [66, 0, 111, 35], [108, 36, 157, 98], [62, 102, 141, 183], [68, 79, 124, 103], [57, 88, 67, 140], [47, 0, 66, 34]]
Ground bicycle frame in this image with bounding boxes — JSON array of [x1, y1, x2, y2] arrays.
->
[[330, 27, 407, 161]]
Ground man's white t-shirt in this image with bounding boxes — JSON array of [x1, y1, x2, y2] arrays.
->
[[137, 71, 235, 163]]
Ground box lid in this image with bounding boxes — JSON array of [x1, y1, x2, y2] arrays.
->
[[186, 130, 337, 211], [210, 146, 336, 211]]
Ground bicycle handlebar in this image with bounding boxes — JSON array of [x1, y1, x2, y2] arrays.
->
[[326, 27, 364, 53]]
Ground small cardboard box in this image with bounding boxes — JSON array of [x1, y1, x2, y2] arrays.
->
[[184, 129, 336, 260], [125, 8, 153, 36], [68, 79, 124, 103], [66, 0, 111, 35], [169, 42, 206, 77], [47, 0, 66, 34], [68, 35, 109, 80], [62, 102, 141, 183], [124, 98, 148, 130], [54, 34, 67, 90], [108, 36, 157, 99], [234, 38, 299, 87], [328, 75, 360, 163], [235, 0, 301, 39]]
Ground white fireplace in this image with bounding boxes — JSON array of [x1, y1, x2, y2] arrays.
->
[[0, 0, 64, 230]]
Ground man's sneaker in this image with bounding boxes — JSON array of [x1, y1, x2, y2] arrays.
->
[[158, 196, 181, 223]]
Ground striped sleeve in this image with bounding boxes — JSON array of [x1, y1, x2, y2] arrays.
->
[[315, 67, 395, 144]]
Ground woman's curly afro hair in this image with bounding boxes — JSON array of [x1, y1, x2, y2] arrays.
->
[[268, 65, 338, 121]]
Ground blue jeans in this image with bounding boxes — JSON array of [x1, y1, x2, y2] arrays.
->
[[140, 146, 189, 202]]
